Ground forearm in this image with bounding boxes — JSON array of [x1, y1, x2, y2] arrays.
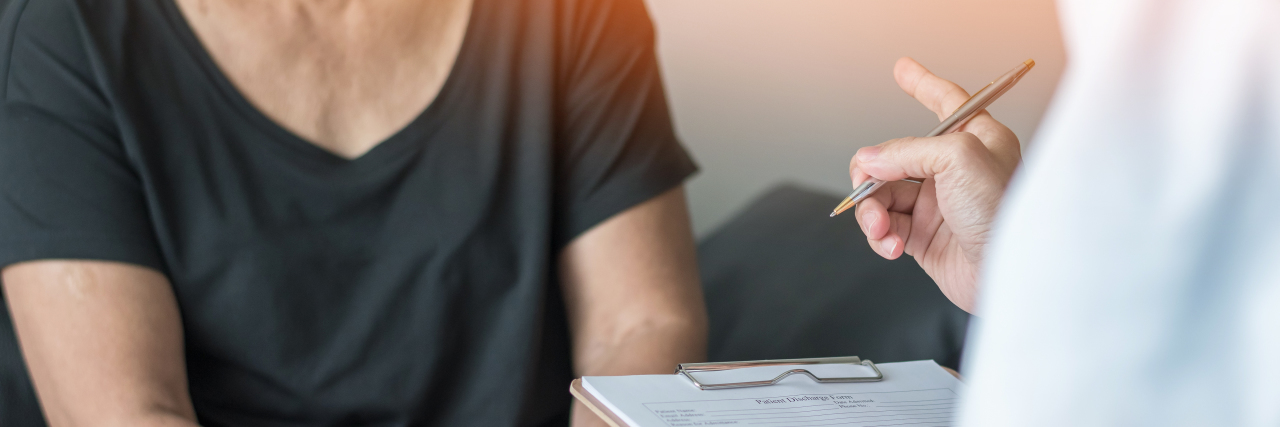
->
[[570, 308, 706, 427], [559, 187, 707, 426], [573, 310, 706, 377]]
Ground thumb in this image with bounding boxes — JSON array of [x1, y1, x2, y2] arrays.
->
[[855, 132, 994, 182]]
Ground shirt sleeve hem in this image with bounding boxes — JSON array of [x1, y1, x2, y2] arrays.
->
[[555, 155, 698, 251], [0, 236, 166, 274]]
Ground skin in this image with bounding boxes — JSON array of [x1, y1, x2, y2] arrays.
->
[[560, 187, 708, 427], [177, 0, 474, 158], [2, 1, 706, 426], [850, 57, 1023, 314]]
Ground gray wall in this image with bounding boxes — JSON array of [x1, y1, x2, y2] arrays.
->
[[645, 0, 1067, 235]]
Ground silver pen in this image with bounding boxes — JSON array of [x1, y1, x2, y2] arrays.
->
[[830, 58, 1035, 217]]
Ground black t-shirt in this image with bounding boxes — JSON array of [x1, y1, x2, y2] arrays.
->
[[0, 0, 696, 425]]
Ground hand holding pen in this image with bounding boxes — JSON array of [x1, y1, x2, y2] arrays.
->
[[833, 58, 1034, 217], [843, 58, 1030, 314]]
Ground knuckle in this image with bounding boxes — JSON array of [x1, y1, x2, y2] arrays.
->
[[874, 137, 913, 159], [949, 132, 988, 161], [889, 136, 918, 146]]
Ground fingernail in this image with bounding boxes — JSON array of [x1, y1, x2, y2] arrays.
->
[[850, 167, 863, 186], [880, 238, 896, 256], [862, 212, 876, 233], [857, 146, 881, 162]]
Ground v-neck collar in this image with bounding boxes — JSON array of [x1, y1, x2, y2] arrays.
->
[[158, 0, 479, 170]]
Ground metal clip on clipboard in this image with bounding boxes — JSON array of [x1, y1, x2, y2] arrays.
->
[[676, 356, 883, 390]]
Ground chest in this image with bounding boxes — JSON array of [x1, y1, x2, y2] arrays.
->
[[172, 0, 472, 159], [116, 1, 567, 260]]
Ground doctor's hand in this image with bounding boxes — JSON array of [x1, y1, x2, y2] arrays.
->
[[850, 58, 1022, 314]]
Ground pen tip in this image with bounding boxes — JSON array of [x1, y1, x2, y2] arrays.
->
[[1024, 59, 1036, 69], [830, 196, 855, 218]]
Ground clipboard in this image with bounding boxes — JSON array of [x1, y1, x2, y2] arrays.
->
[[570, 378, 631, 427], [570, 356, 883, 427]]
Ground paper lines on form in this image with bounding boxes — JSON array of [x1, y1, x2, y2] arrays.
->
[[644, 388, 957, 427]]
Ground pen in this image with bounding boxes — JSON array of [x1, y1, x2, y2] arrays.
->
[[830, 58, 1036, 217]]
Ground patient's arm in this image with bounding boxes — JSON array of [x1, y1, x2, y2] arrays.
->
[[3, 261, 198, 427], [560, 186, 709, 427]]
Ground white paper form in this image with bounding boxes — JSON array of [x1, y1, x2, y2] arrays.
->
[[582, 360, 962, 427]]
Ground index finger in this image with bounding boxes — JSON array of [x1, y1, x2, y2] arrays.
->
[[893, 57, 973, 121]]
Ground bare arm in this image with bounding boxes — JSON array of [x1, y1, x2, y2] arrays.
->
[[560, 186, 709, 427], [2, 261, 198, 427]]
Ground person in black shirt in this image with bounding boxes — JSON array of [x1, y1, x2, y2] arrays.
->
[[0, 0, 706, 426]]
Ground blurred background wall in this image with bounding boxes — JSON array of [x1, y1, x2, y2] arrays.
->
[[644, 0, 1067, 235]]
